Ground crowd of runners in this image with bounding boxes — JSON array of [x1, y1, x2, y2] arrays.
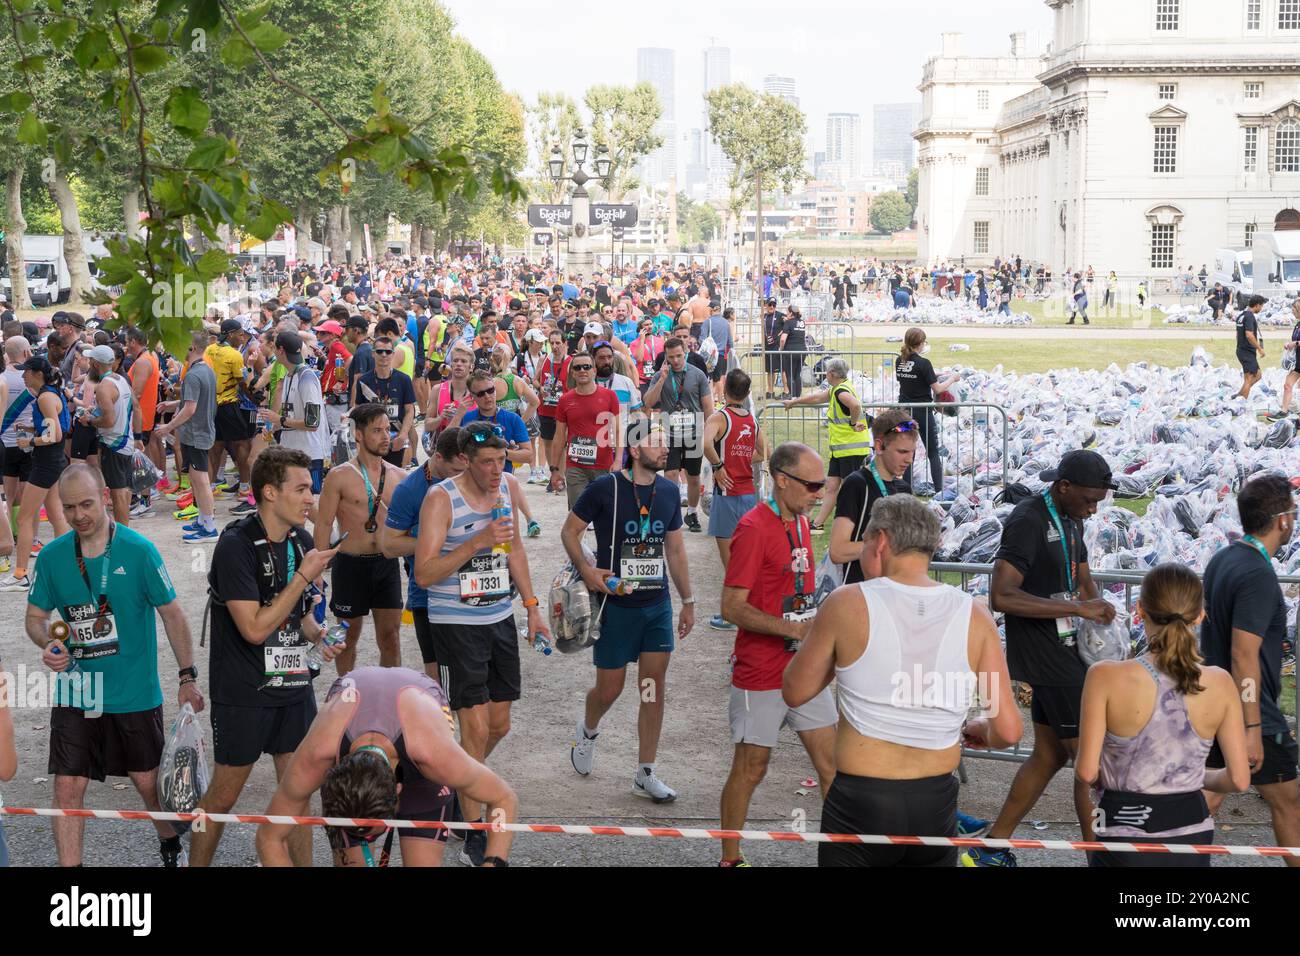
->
[[0, 252, 1294, 868]]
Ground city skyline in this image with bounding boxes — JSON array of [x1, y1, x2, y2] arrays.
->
[[443, 0, 1051, 162]]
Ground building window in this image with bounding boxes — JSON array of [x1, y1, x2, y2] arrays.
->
[[1246, 0, 1262, 29], [973, 221, 989, 254], [975, 167, 990, 196], [1158, 83, 1177, 100], [1151, 223, 1175, 269], [1245, 82, 1262, 99], [1245, 222, 1257, 247], [1156, 0, 1180, 30], [1244, 126, 1259, 172], [1153, 125, 1179, 173], [977, 89, 990, 110], [1281, 0, 1300, 28], [1277, 119, 1300, 172], [976, 136, 991, 145]]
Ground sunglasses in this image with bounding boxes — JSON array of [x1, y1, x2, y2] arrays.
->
[[776, 469, 827, 493], [467, 422, 505, 440], [885, 420, 920, 435], [571, 363, 594, 371], [374, 349, 394, 356], [472, 388, 495, 398]]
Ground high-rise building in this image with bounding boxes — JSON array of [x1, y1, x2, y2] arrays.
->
[[702, 44, 732, 194], [683, 128, 707, 193], [763, 74, 799, 108], [636, 47, 677, 186], [873, 102, 922, 175], [824, 113, 862, 182]]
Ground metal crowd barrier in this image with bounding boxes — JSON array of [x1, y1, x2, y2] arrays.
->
[[929, 561, 1300, 769], [755, 401, 1010, 495], [740, 349, 899, 407]]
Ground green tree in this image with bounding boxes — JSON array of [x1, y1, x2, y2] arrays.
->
[[870, 191, 912, 234], [585, 82, 662, 201], [526, 92, 582, 205], [681, 202, 720, 245], [905, 167, 919, 213]]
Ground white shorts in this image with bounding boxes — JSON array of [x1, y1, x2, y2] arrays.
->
[[729, 686, 837, 748]]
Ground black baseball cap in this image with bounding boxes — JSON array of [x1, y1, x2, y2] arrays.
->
[[219, 318, 243, 336], [275, 329, 303, 360], [1040, 450, 1117, 491], [345, 314, 370, 332]]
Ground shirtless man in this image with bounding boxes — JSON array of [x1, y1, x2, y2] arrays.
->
[[687, 287, 711, 337], [315, 404, 407, 675], [255, 665, 517, 867]]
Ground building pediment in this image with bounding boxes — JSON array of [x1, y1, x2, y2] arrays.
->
[[1268, 100, 1300, 121], [1147, 104, 1188, 123]]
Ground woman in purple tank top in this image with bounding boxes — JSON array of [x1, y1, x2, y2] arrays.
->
[[1077, 564, 1251, 867]]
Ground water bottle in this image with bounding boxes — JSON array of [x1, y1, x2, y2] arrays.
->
[[49, 621, 78, 672], [532, 633, 552, 656], [307, 620, 350, 672], [604, 576, 636, 597], [491, 485, 512, 555], [333, 356, 346, 394], [311, 580, 328, 626]]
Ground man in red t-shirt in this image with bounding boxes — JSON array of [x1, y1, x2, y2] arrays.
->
[[550, 353, 620, 510], [718, 441, 837, 867]]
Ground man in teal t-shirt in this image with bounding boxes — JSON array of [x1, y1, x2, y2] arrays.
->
[[26, 463, 203, 867]]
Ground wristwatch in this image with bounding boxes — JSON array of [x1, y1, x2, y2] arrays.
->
[[681, 596, 696, 605], [179, 665, 199, 681], [522, 597, 539, 609]]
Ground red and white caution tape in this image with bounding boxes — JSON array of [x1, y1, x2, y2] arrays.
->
[[2, 806, 1297, 857]]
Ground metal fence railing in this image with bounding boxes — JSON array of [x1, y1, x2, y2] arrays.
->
[[929, 561, 1300, 769], [741, 349, 899, 407], [755, 401, 1010, 495]]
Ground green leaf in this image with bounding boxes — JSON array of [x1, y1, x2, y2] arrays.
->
[[41, 17, 78, 48], [17, 55, 46, 74], [183, 0, 220, 33], [47, 0, 64, 11], [220, 36, 254, 69], [0, 90, 32, 114], [17, 16, 40, 46], [244, 20, 285, 53], [132, 43, 168, 73], [165, 86, 210, 135], [195, 247, 230, 281], [370, 134, 402, 170], [17, 110, 46, 147], [72, 30, 112, 70], [155, 0, 186, 18], [185, 135, 229, 170]]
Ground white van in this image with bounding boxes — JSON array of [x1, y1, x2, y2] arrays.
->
[[1253, 231, 1300, 300], [1212, 248, 1253, 309]]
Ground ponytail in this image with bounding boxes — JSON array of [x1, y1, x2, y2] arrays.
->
[[900, 327, 926, 362], [1139, 563, 1204, 695]]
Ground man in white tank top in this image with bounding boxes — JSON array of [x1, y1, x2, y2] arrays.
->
[[785, 495, 1021, 867]]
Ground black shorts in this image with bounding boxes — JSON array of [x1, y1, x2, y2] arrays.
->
[[430, 617, 521, 710], [179, 443, 211, 473], [666, 441, 703, 477], [70, 422, 98, 460], [412, 609, 437, 665], [538, 413, 557, 441], [764, 351, 781, 374], [1207, 732, 1298, 786], [818, 771, 957, 867], [2, 446, 30, 481], [215, 403, 256, 443], [709, 359, 726, 383], [211, 697, 317, 766], [99, 445, 134, 490], [1089, 828, 1214, 868], [829, 454, 866, 479], [48, 705, 165, 781], [28, 446, 68, 490], [330, 552, 404, 618], [1238, 349, 1260, 375], [1030, 683, 1084, 740]]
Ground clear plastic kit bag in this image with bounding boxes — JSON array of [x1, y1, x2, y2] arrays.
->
[[158, 702, 210, 820]]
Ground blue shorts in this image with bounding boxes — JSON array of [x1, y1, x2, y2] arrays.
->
[[309, 459, 324, 494], [593, 598, 674, 669], [708, 492, 757, 539]]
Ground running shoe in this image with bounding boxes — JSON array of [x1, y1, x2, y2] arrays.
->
[[527, 519, 541, 538], [0, 556, 9, 575], [129, 500, 154, 519], [1265, 410, 1288, 421], [160, 839, 188, 868], [632, 770, 677, 804], [230, 497, 257, 516], [718, 857, 751, 867], [183, 526, 218, 543], [164, 480, 191, 499], [955, 811, 991, 837], [529, 470, 549, 485], [961, 847, 1017, 867], [459, 828, 487, 867], [214, 480, 240, 495], [173, 504, 198, 521], [181, 521, 202, 533], [0, 572, 29, 592], [571, 720, 597, 776], [155, 476, 173, 492], [709, 614, 736, 630], [29, 539, 42, 556], [683, 513, 701, 533], [39, 506, 47, 522]]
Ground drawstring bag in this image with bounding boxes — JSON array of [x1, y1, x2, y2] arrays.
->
[[1077, 612, 1130, 667]]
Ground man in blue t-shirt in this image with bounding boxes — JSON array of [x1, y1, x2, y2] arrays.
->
[[560, 423, 694, 804], [26, 463, 204, 867], [381, 426, 465, 679]]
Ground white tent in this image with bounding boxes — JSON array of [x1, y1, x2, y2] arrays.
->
[[241, 239, 326, 267]]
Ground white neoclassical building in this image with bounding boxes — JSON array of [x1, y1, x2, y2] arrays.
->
[[915, 0, 1300, 277]]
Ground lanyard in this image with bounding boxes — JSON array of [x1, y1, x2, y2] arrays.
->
[[1241, 535, 1273, 565], [867, 459, 889, 497], [357, 461, 387, 532], [667, 368, 684, 405], [1041, 489, 1074, 593], [255, 515, 296, 592], [767, 500, 807, 595], [626, 471, 657, 540], [75, 523, 116, 614]]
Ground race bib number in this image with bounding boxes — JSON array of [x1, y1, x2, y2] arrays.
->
[[458, 553, 511, 605], [641, 362, 655, 380], [568, 436, 598, 465], [385, 403, 399, 421], [543, 379, 562, 406], [781, 593, 820, 653], [619, 541, 665, 588], [264, 628, 309, 677], [669, 410, 694, 437], [63, 603, 119, 660]]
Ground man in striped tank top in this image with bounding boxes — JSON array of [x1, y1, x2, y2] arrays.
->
[[413, 422, 551, 866], [702, 369, 765, 631]]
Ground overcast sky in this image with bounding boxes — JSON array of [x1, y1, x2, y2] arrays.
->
[[444, 0, 1053, 155]]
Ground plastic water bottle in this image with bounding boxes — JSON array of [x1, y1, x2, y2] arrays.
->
[[307, 620, 350, 672], [532, 633, 552, 656], [604, 576, 636, 597], [49, 621, 78, 672], [492, 485, 512, 555], [333, 356, 346, 393]]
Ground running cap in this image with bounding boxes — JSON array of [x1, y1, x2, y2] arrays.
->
[[1040, 449, 1118, 491]]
